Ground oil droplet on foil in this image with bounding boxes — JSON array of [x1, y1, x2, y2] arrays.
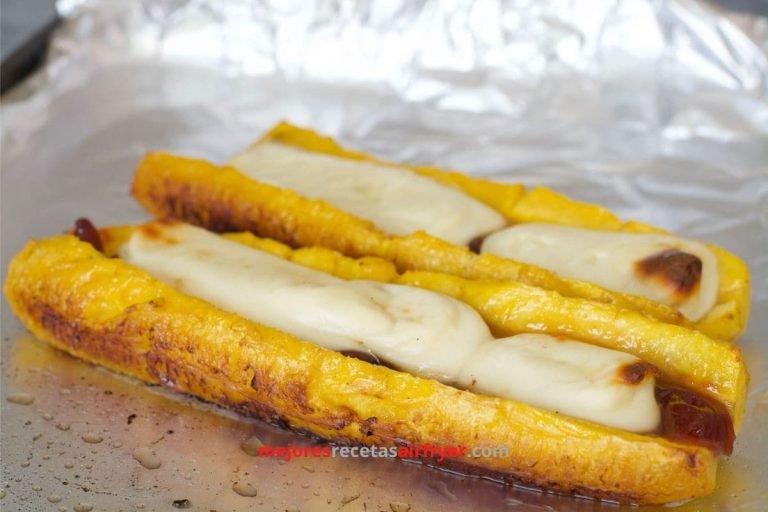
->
[[390, 503, 411, 512], [132, 447, 162, 469], [232, 481, 258, 497], [56, 423, 71, 431], [47, 495, 62, 503], [74, 503, 94, 512], [7, 393, 35, 405], [81, 433, 103, 444], [0, 489, 6, 498], [239, 435, 263, 456], [172, 498, 192, 509], [32, 485, 42, 491]]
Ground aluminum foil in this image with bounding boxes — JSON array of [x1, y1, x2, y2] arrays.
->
[[2, 0, 767, 510]]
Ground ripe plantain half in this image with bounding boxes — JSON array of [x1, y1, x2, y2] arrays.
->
[[4, 228, 748, 504], [130, 122, 750, 341]]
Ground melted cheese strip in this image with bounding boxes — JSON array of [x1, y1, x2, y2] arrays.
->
[[121, 222, 660, 432], [229, 143, 506, 245], [481, 224, 719, 322], [458, 336, 659, 431], [121, 222, 487, 381]]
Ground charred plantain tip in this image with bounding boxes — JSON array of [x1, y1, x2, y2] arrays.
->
[[73, 218, 104, 252]]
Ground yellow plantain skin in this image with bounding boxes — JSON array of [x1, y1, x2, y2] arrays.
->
[[259, 123, 751, 342], [130, 124, 751, 341], [96, 225, 747, 430], [5, 234, 720, 504]]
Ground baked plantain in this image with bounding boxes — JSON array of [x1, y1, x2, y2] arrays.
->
[[130, 123, 750, 341], [4, 225, 747, 504], [95, 224, 748, 430]]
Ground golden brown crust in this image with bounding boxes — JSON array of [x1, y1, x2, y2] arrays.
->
[[5, 234, 718, 504]]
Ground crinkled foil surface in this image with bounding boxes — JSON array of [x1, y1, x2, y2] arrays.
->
[[1, 0, 767, 510]]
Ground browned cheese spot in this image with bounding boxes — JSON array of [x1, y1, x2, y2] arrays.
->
[[138, 220, 181, 245], [635, 249, 702, 297], [616, 361, 659, 386]]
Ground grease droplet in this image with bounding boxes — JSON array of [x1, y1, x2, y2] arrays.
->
[[132, 447, 162, 469], [32, 433, 42, 441], [7, 393, 34, 405], [0, 489, 6, 498], [48, 494, 62, 503], [74, 503, 94, 512], [232, 481, 258, 497], [81, 433, 103, 444], [65, 463, 75, 469], [239, 436, 263, 456], [390, 503, 411, 512], [32, 485, 42, 491], [172, 498, 192, 509], [20, 462, 30, 468], [43, 413, 54, 421], [56, 423, 71, 431]]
